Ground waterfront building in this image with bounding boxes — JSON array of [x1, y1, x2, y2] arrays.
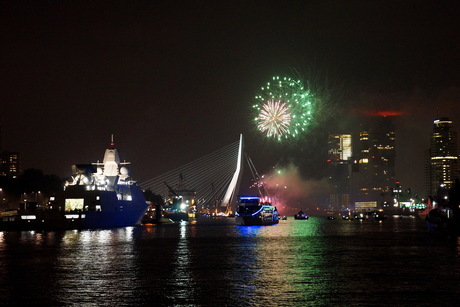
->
[[425, 117, 458, 199], [327, 134, 352, 211], [0, 126, 21, 179], [387, 181, 424, 213]]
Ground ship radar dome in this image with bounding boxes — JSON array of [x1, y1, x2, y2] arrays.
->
[[120, 166, 129, 175]]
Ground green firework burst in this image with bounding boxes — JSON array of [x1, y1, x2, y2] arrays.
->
[[253, 76, 316, 141]]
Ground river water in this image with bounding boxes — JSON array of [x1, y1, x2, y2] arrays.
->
[[0, 216, 459, 306]]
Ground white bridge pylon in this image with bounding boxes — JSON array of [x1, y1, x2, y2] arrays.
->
[[140, 134, 244, 213]]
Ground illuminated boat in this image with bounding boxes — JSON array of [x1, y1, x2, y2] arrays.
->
[[294, 210, 309, 220], [162, 181, 197, 222], [0, 139, 149, 230], [235, 196, 279, 226]]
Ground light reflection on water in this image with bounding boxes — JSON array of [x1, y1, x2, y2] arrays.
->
[[234, 219, 338, 305], [53, 227, 140, 306], [167, 220, 195, 304], [0, 217, 459, 306]]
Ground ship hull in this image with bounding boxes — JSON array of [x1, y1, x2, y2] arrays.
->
[[294, 215, 309, 220], [163, 211, 190, 222], [81, 185, 149, 228], [235, 216, 279, 226], [82, 203, 149, 228], [0, 207, 149, 231], [0, 187, 149, 231], [0, 211, 83, 231]]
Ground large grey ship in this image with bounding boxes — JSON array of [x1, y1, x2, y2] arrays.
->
[[0, 139, 149, 230]]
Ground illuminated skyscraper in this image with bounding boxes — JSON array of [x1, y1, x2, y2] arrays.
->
[[0, 127, 21, 178], [0, 151, 21, 178], [328, 134, 352, 160], [353, 114, 396, 206], [425, 118, 458, 198], [327, 134, 352, 211]]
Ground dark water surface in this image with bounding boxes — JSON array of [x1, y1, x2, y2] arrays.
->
[[0, 217, 459, 306]]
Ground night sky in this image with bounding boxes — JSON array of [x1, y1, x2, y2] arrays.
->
[[1, 1, 460, 199]]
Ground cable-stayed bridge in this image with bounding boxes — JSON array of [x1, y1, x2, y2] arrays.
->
[[140, 135, 244, 213]]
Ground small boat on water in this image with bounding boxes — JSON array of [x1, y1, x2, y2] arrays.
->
[[235, 196, 279, 226], [0, 139, 149, 230], [425, 207, 459, 234], [294, 210, 309, 220], [372, 209, 387, 221]]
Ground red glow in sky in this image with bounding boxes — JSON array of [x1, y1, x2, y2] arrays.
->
[[357, 110, 404, 117]]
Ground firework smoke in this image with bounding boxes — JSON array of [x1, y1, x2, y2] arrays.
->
[[258, 163, 330, 215]]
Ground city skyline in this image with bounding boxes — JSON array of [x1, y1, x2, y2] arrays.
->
[[1, 1, 460, 198]]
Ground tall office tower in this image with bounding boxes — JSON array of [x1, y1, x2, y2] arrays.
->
[[0, 151, 20, 178], [353, 113, 396, 204], [425, 118, 458, 198], [327, 134, 352, 211]]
